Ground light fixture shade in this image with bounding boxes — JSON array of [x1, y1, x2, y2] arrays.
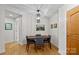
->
[[36, 13, 40, 17], [36, 17, 40, 20], [36, 9, 40, 23], [37, 9, 40, 12]]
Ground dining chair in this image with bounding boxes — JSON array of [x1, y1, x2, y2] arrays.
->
[[34, 37, 44, 51], [44, 35, 51, 48], [26, 36, 35, 52]]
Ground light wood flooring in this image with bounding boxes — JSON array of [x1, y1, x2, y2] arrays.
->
[[4, 42, 59, 55]]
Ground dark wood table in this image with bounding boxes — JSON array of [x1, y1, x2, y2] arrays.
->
[[26, 35, 51, 51]]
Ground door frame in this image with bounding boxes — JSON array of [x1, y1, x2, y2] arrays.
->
[[66, 6, 79, 54], [14, 15, 22, 44]]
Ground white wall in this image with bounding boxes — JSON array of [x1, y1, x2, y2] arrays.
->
[[32, 16, 49, 35], [0, 5, 5, 53], [4, 18, 15, 43], [58, 4, 78, 55], [49, 11, 59, 47]]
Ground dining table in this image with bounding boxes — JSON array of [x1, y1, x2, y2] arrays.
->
[[26, 35, 51, 51]]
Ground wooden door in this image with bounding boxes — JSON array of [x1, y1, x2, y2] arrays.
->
[[67, 6, 79, 55]]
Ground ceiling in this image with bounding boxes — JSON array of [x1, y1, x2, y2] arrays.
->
[[5, 10, 21, 19], [5, 4, 63, 19]]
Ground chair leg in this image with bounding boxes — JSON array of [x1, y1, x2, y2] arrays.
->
[[27, 44, 29, 52], [42, 44, 44, 51], [34, 44, 37, 52], [49, 43, 51, 49], [26, 44, 27, 51]]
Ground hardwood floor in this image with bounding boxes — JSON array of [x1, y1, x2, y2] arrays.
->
[[4, 42, 59, 55]]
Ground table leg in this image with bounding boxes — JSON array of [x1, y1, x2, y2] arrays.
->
[[48, 39, 51, 49], [49, 42, 51, 49], [35, 44, 37, 52], [27, 44, 29, 52]]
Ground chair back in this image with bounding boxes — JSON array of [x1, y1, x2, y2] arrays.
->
[[48, 35, 51, 39], [35, 37, 44, 44], [36, 34, 41, 36]]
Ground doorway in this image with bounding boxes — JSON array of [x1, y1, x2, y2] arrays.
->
[[5, 10, 22, 44], [67, 6, 79, 55], [14, 15, 22, 43]]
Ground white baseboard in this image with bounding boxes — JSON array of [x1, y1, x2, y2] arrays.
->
[[0, 48, 5, 55], [58, 50, 66, 55]]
